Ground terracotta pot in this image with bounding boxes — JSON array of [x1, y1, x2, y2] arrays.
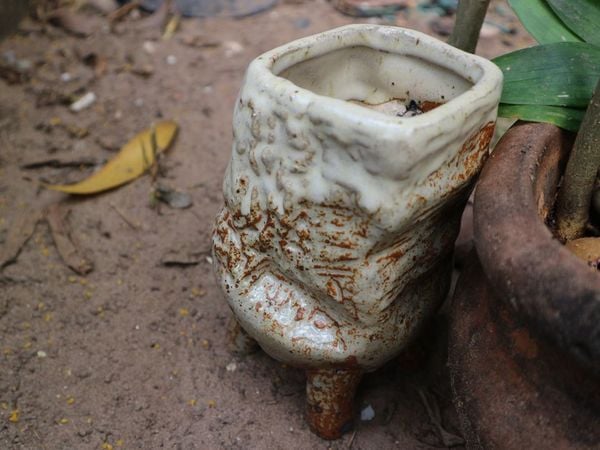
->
[[449, 122, 600, 449], [213, 24, 502, 439]]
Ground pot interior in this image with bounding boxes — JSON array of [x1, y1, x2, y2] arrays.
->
[[279, 45, 473, 112]]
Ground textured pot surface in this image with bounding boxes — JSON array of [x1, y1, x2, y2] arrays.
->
[[474, 122, 600, 372], [449, 253, 600, 450], [213, 24, 502, 371]]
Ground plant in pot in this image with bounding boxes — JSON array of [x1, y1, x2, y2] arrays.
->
[[447, 0, 600, 448], [212, 24, 503, 439]]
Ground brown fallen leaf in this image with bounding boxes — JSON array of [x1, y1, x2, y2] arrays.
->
[[134, 0, 172, 30], [0, 208, 43, 269], [108, 0, 141, 22], [44, 120, 178, 194], [46, 204, 94, 275], [47, 9, 95, 37], [86, 0, 119, 14]]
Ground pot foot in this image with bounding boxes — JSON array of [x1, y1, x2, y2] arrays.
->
[[227, 317, 258, 355], [305, 368, 363, 440]]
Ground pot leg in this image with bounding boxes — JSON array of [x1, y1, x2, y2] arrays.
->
[[305, 368, 363, 440], [227, 317, 258, 355]]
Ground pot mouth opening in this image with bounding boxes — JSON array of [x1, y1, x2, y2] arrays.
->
[[250, 25, 500, 125], [277, 44, 473, 118]]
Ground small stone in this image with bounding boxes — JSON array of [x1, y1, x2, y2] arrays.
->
[[37, 350, 47, 358], [360, 404, 375, 421], [224, 41, 244, 58], [226, 362, 237, 372], [166, 55, 177, 65], [143, 41, 156, 54], [70, 92, 96, 112]]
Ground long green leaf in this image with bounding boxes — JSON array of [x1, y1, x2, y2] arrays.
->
[[547, 0, 600, 46], [498, 104, 585, 132], [507, 0, 582, 44], [493, 42, 600, 108]]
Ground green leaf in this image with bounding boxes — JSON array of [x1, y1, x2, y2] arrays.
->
[[507, 0, 582, 44], [498, 104, 585, 132], [547, 0, 600, 46], [493, 42, 600, 108]]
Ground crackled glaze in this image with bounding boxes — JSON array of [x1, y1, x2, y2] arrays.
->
[[213, 25, 502, 372]]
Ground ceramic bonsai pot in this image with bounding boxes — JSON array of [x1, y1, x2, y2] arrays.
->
[[449, 122, 600, 449], [212, 24, 503, 439]]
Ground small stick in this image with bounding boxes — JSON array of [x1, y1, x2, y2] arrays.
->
[[109, 202, 140, 230], [107, 0, 141, 22]]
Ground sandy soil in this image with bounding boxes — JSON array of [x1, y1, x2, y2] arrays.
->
[[0, 1, 533, 448]]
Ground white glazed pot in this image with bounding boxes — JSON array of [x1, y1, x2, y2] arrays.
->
[[213, 24, 502, 439]]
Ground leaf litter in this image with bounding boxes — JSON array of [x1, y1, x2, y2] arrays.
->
[[44, 120, 178, 194]]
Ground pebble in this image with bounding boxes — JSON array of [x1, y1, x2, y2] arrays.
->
[[70, 92, 96, 112], [166, 55, 177, 65], [37, 350, 47, 358], [360, 404, 375, 421], [143, 40, 156, 54], [226, 361, 237, 372], [224, 41, 244, 58]]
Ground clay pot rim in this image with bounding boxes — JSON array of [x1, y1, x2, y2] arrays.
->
[[246, 24, 503, 131], [473, 121, 600, 372]]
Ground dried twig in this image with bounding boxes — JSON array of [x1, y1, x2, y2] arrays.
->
[[109, 202, 140, 230], [46, 204, 94, 275], [107, 0, 141, 22]]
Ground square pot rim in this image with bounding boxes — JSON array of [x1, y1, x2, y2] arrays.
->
[[245, 24, 503, 137]]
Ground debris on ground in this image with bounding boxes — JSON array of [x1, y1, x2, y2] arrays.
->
[[44, 120, 178, 194], [46, 204, 94, 275], [160, 247, 209, 266], [136, 0, 278, 18], [153, 185, 193, 209], [70, 92, 97, 112], [0, 208, 43, 269], [418, 388, 465, 447], [360, 404, 376, 421], [47, 8, 97, 37]]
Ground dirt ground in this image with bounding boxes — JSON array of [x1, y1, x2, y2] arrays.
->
[[0, 1, 533, 449]]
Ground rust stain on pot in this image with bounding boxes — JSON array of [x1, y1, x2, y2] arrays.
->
[[305, 368, 363, 440]]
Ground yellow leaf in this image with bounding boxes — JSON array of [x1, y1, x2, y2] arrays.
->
[[45, 121, 178, 194], [9, 409, 19, 423]]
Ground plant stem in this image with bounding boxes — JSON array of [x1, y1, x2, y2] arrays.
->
[[556, 79, 600, 241], [448, 0, 491, 54]]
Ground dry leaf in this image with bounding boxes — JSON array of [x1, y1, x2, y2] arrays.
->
[[46, 204, 94, 275], [0, 209, 43, 269], [44, 120, 178, 194], [48, 9, 95, 37]]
